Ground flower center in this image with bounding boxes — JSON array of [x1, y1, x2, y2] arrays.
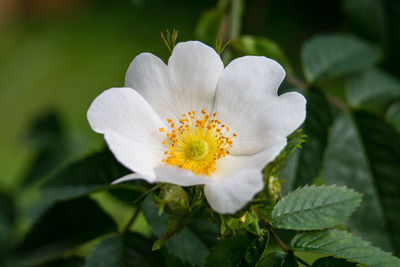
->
[[186, 139, 209, 161], [159, 109, 236, 176]]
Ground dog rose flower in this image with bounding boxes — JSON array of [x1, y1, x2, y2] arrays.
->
[[87, 41, 306, 213]]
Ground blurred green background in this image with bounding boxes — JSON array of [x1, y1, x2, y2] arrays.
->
[[0, 0, 216, 190]]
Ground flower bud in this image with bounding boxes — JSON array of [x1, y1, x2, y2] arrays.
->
[[158, 184, 189, 214], [267, 175, 281, 203]]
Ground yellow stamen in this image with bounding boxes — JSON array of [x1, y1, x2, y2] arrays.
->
[[160, 110, 236, 176]]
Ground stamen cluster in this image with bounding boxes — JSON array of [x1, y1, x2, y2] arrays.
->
[[159, 109, 236, 175]]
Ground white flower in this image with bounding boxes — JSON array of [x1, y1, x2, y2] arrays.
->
[[87, 41, 306, 214]]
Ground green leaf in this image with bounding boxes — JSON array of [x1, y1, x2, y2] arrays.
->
[[107, 186, 148, 204], [256, 252, 285, 267], [8, 197, 117, 266], [84, 233, 164, 267], [342, 0, 400, 74], [256, 251, 298, 267], [231, 36, 292, 74], [346, 68, 400, 107], [342, 0, 390, 48], [290, 229, 400, 267], [386, 101, 400, 133], [301, 34, 381, 83], [289, 89, 333, 189], [282, 251, 298, 267], [323, 112, 400, 254], [141, 194, 168, 237], [0, 191, 15, 257], [141, 195, 216, 266], [161, 248, 192, 267], [311, 256, 356, 266], [41, 149, 147, 201], [37, 257, 84, 267], [205, 231, 267, 267], [272, 185, 361, 230], [22, 110, 73, 186], [355, 111, 400, 252]]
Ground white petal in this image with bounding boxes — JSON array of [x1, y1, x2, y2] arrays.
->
[[111, 166, 211, 187], [87, 87, 166, 178], [203, 139, 286, 214], [204, 169, 263, 214], [111, 172, 153, 184], [213, 56, 306, 154], [153, 166, 212, 186], [125, 53, 180, 121], [213, 138, 287, 179], [168, 41, 224, 115]]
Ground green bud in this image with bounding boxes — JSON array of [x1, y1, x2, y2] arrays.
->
[[267, 175, 281, 203], [158, 184, 189, 215]]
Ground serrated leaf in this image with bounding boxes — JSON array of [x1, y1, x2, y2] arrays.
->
[[84, 233, 163, 267], [301, 34, 381, 83], [289, 89, 333, 190], [8, 197, 116, 266], [311, 256, 356, 267], [141, 195, 216, 266], [41, 149, 147, 201], [386, 101, 400, 133], [205, 231, 267, 267], [231, 36, 292, 74], [272, 185, 361, 230], [323, 112, 400, 254], [290, 229, 400, 267], [346, 68, 400, 107]]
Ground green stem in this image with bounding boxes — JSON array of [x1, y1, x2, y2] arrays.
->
[[221, 0, 244, 63], [326, 94, 351, 113], [254, 208, 288, 252], [229, 0, 244, 39], [131, 185, 159, 205], [254, 208, 311, 266], [121, 185, 159, 234], [122, 207, 141, 234], [285, 75, 308, 91]]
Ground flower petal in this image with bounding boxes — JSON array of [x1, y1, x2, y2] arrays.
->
[[125, 53, 180, 121], [87, 87, 166, 178], [213, 138, 287, 179], [153, 165, 212, 186], [203, 139, 286, 214], [213, 56, 306, 154], [111, 166, 212, 187], [111, 172, 152, 184], [167, 41, 224, 115], [204, 169, 263, 214]]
